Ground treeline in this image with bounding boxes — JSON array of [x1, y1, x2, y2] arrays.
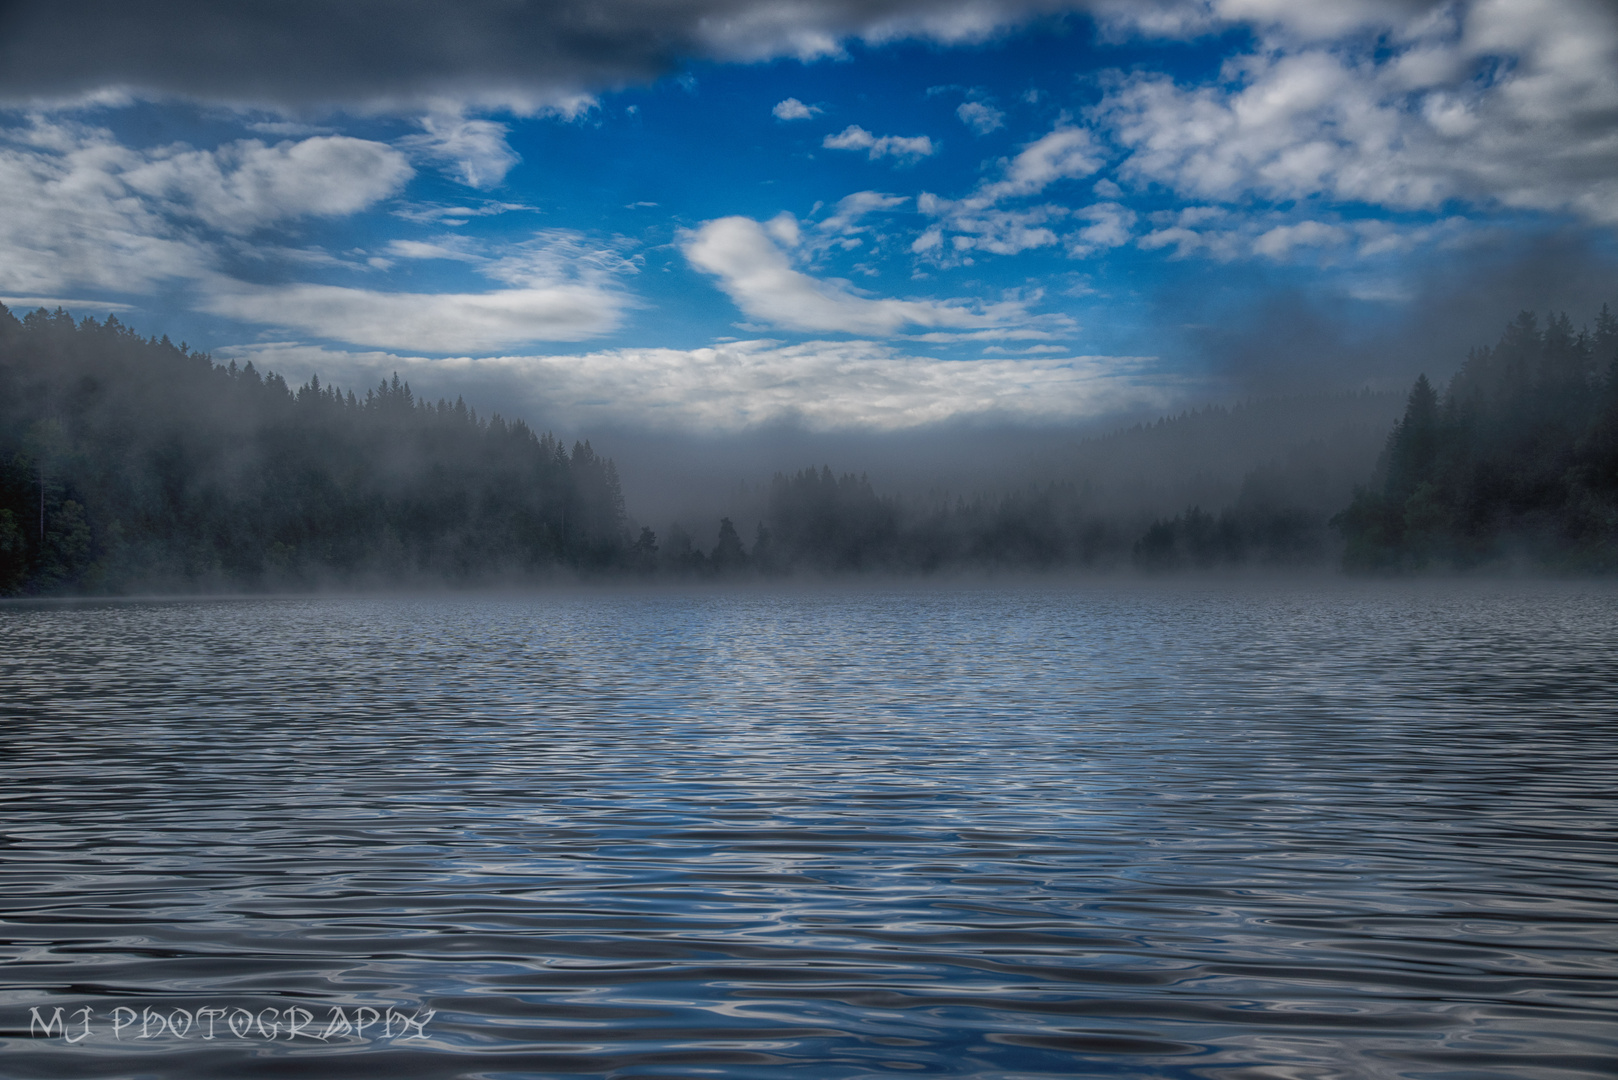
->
[[1335, 306, 1618, 570], [0, 305, 627, 593], [6, 301, 1616, 593], [629, 462, 1332, 577], [600, 306, 1618, 579]]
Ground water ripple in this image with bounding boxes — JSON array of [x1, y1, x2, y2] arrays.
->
[[1, 581, 1615, 1078]]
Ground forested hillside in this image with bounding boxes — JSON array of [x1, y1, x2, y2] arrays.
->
[[6, 301, 1616, 593], [1336, 307, 1618, 569], [0, 305, 628, 593]]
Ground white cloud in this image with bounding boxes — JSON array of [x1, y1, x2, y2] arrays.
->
[[1090, 0, 1444, 43], [915, 125, 1107, 260], [202, 230, 638, 350], [1251, 219, 1347, 258], [397, 112, 521, 188], [1066, 201, 1136, 256], [384, 237, 484, 263], [764, 211, 802, 248], [0, 121, 409, 295], [199, 280, 628, 351], [772, 97, 821, 120], [682, 215, 1025, 336], [230, 337, 1173, 432], [813, 190, 909, 244], [122, 135, 412, 232], [978, 126, 1105, 202], [1136, 209, 1360, 261], [918, 197, 1064, 256], [957, 100, 1005, 134], [691, 0, 1043, 63], [982, 344, 1070, 354], [823, 125, 937, 162], [910, 227, 943, 254], [247, 120, 335, 137], [0, 118, 214, 294], [482, 231, 641, 289], [1095, 0, 1618, 224], [0, 114, 635, 352], [1351, 215, 1467, 257], [1136, 225, 1205, 258], [1, 295, 137, 314], [392, 200, 532, 225]]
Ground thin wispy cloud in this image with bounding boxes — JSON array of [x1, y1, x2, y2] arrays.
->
[[682, 215, 1023, 335], [200, 279, 630, 351], [914, 126, 1109, 259], [397, 112, 521, 189]]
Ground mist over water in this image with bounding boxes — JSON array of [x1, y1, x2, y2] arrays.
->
[[602, 390, 1403, 544], [3, 582, 1615, 1078]]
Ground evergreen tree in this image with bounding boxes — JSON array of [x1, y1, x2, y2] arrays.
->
[[0, 304, 632, 594], [710, 517, 747, 572], [1335, 302, 1618, 570]]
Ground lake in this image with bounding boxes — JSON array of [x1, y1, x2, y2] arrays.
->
[[2, 581, 1615, 1079]]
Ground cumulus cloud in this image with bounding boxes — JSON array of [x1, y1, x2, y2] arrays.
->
[[1088, 0, 1443, 42], [232, 337, 1170, 432], [122, 136, 413, 232], [1252, 220, 1347, 259], [4, 0, 1610, 246], [957, 100, 1005, 134], [981, 126, 1105, 201], [0, 119, 409, 293], [823, 125, 937, 162], [0, 115, 631, 350], [1137, 225, 1208, 259], [682, 215, 1026, 335], [0, 122, 208, 295], [1095, 0, 1618, 225], [772, 97, 821, 120], [1135, 209, 1455, 263], [1066, 201, 1136, 256]]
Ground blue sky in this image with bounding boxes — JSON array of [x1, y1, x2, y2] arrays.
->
[[2, 0, 1615, 434]]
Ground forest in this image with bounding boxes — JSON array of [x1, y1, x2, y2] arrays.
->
[[0, 305, 627, 593], [1335, 306, 1618, 570], [2, 300, 1615, 594]]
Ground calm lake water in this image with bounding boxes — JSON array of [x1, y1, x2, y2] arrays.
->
[[2, 582, 1616, 1079]]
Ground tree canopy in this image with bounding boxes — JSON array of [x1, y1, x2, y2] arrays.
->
[[1335, 306, 1618, 570], [0, 305, 627, 593]]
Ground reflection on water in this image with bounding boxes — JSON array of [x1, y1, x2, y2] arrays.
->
[[1, 581, 1615, 1079]]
